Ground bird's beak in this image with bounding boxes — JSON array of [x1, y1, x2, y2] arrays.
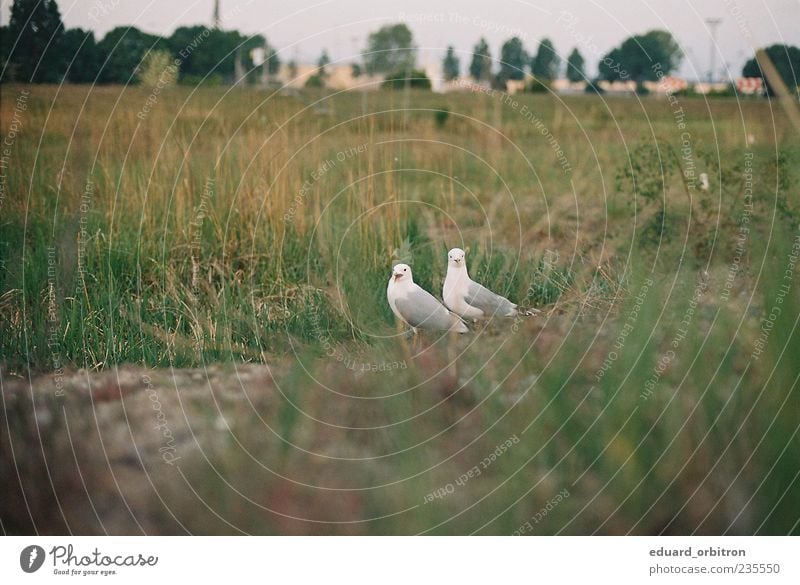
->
[[393, 273, 402, 281]]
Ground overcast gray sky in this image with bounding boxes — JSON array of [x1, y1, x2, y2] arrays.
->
[[2, 0, 799, 80]]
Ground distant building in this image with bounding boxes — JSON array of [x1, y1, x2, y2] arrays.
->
[[644, 76, 688, 94], [551, 78, 586, 93], [274, 63, 382, 90], [505, 79, 527, 95], [440, 78, 489, 93], [693, 81, 730, 94], [735, 77, 764, 95], [326, 65, 382, 91], [598, 80, 637, 93]]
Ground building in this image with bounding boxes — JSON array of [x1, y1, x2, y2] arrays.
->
[[273, 63, 382, 91], [735, 77, 764, 95], [644, 76, 689, 94]]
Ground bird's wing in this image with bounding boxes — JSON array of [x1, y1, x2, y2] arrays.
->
[[396, 286, 464, 330], [465, 280, 516, 316]]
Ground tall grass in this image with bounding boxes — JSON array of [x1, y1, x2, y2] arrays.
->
[[1, 85, 798, 534]]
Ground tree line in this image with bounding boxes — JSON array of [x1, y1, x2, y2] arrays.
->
[[442, 29, 798, 95], [2, 0, 798, 94], [0, 0, 278, 84]]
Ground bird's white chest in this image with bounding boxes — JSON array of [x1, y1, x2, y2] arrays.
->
[[387, 280, 410, 321], [443, 269, 483, 318]]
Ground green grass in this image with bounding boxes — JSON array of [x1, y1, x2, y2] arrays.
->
[[0, 84, 798, 534]]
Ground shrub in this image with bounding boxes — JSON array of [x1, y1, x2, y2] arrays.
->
[[381, 69, 432, 90], [527, 78, 550, 93], [305, 74, 324, 88], [434, 107, 449, 127]]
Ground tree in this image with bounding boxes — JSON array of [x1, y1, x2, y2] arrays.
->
[[742, 44, 800, 95], [305, 50, 330, 88], [531, 38, 560, 81], [0, 26, 11, 75], [166, 27, 263, 84], [317, 50, 330, 80], [469, 38, 492, 81], [498, 37, 526, 81], [98, 26, 163, 84], [6, 0, 65, 82], [265, 45, 280, 76], [60, 28, 102, 83], [599, 30, 682, 86], [363, 23, 415, 75], [565, 48, 585, 82], [442, 45, 459, 81]]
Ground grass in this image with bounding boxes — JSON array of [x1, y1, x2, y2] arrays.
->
[[0, 84, 798, 534]]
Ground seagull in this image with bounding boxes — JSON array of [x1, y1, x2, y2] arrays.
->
[[387, 264, 469, 333], [443, 248, 538, 319]]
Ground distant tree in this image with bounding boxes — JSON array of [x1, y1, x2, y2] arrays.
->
[[60, 28, 102, 83], [442, 45, 459, 81], [469, 37, 492, 81], [598, 47, 624, 81], [381, 68, 431, 90], [742, 44, 800, 95], [265, 45, 280, 76], [599, 30, 682, 87], [305, 50, 330, 89], [167, 25, 211, 80], [350, 62, 362, 78], [0, 26, 11, 74], [317, 50, 330, 80], [498, 37, 527, 81], [138, 49, 176, 87], [531, 38, 560, 80], [288, 60, 298, 80], [6, 0, 65, 82], [363, 23, 416, 75], [98, 26, 163, 83], [566, 47, 585, 82], [166, 27, 262, 84]]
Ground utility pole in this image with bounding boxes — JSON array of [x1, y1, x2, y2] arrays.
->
[[705, 17, 722, 83], [212, 0, 221, 29]]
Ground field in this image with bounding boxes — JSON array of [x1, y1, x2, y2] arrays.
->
[[1, 83, 799, 535]]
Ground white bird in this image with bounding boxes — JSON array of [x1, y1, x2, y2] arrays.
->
[[443, 248, 537, 319], [387, 263, 468, 333]]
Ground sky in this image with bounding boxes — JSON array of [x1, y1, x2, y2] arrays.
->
[[2, 0, 799, 81]]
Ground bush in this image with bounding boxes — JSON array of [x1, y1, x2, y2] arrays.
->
[[305, 74, 324, 88], [527, 78, 550, 93], [434, 107, 449, 127], [381, 69, 432, 90]]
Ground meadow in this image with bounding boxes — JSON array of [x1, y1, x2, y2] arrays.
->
[[1, 83, 798, 534]]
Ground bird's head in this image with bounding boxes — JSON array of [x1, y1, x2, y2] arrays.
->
[[391, 263, 412, 283], [448, 248, 466, 268]]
